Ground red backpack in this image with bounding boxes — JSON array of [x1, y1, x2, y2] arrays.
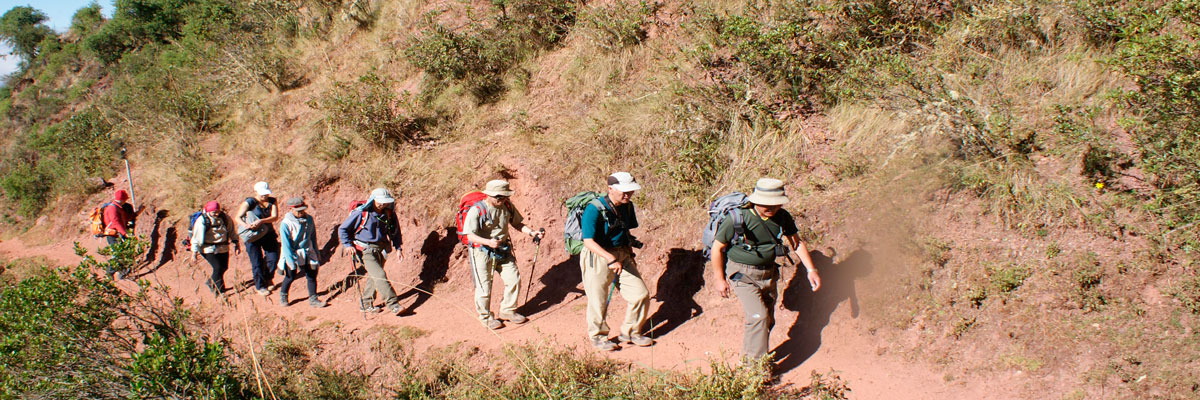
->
[[346, 200, 397, 237], [455, 191, 490, 247]]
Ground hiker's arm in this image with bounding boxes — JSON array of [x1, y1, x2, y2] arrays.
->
[[582, 238, 620, 273], [278, 223, 295, 269], [234, 201, 251, 229], [259, 202, 280, 225], [463, 207, 499, 247], [711, 240, 731, 298], [337, 213, 357, 256], [785, 234, 820, 291]]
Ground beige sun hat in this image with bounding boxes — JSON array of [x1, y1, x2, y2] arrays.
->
[[745, 178, 789, 206], [482, 180, 515, 197]]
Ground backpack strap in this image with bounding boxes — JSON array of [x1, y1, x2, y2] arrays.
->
[[588, 198, 613, 226]]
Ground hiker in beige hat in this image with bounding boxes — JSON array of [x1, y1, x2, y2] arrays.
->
[[462, 180, 544, 329], [710, 178, 820, 362]]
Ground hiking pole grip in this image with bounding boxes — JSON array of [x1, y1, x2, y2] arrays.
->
[[522, 228, 546, 306]]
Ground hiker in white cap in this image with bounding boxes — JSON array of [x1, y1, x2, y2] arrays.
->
[[579, 172, 653, 351], [710, 178, 820, 363], [462, 180, 544, 329], [338, 187, 403, 314], [235, 181, 280, 296]]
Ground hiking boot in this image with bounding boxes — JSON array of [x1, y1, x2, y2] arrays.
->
[[500, 312, 528, 324], [279, 293, 289, 306], [359, 304, 381, 313], [308, 297, 327, 308], [590, 336, 618, 351], [387, 303, 402, 314], [256, 288, 270, 296], [617, 333, 654, 347], [487, 318, 505, 330]]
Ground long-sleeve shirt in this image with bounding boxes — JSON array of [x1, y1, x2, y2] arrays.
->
[[102, 202, 135, 236], [337, 202, 402, 250], [278, 212, 320, 270], [191, 212, 236, 254]]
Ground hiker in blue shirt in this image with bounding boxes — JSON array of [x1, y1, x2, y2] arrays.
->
[[579, 172, 653, 351], [277, 197, 325, 308], [338, 188, 403, 314]]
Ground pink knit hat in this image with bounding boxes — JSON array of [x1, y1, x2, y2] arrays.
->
[[203, 201, 220, 212], [113, 189, 129, 201]]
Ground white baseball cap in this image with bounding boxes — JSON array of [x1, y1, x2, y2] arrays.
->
[[253, 181, 272, 196], [607, 172, 641, 192]]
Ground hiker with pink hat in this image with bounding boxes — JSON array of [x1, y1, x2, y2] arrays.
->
[[98, 189, 140, 279], [191, 201, 241, 297]]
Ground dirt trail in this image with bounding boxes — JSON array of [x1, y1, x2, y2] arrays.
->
[[0, 227, 1020, 399]]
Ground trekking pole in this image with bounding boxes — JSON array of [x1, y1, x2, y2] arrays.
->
[[120, 143, 137, 233], [351, 252, 366, 321], [522, 228, 545, 306]]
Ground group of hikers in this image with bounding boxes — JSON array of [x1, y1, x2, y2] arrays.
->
[[94, 172, 822, 362]]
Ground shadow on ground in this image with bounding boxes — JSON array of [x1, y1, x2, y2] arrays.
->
[[647, 248, 705, 339], [771, 248, 874, 375]]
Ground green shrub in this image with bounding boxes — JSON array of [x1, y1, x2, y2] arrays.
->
[[128, 332, 249, 399], [312, 72, 430, 148], [988, 263, 1031, 294], [1171, 275, 1200, 314], [579, 1, 657, 49]]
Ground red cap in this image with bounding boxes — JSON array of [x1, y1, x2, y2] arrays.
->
[[203, 201, 220, 212], [114, 190, 129, 201]]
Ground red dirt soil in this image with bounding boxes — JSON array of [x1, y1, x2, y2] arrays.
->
[[0, 172, 1031, 399]]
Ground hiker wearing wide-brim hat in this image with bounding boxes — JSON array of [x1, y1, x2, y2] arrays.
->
[[462, 180, 544, 329], [277, 197, 326, 308], [709, 178, 821, 362], [579, 172, 653, 351], [338, 187, 404, 314]]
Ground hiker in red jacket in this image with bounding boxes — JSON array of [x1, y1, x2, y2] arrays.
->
[[101, 189, 139, 279]]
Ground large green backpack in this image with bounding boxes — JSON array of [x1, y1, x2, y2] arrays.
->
[[561, 191, 611, 255]]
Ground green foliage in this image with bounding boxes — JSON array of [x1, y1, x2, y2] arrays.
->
[[1070, 252, 1106, 312], [0, 108, 115, 217], [0, 263, 128, 398], [128, 331, 248, 399], [988, 263, 1031, 294], [1170, 274, 1200, 314], [83, 0, 197, 64], [312, 72, 430, 148], [0, 6, 53, 64], [0, 161, 51, 218], [70, 2, 106, 37], [406, 0, 579, 103], [800, 369, 852, 399], [1077, 0, 1200, 231], [579, 1, 657, 49]]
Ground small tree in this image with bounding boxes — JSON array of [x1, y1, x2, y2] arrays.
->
[[0, 6, 53, 64]]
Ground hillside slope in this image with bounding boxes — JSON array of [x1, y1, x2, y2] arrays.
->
[[2, 0, 1199, 398]]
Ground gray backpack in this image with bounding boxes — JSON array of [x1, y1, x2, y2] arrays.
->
[[701, 192, 748, 259]]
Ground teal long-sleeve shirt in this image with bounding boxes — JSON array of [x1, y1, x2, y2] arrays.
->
[[278, 212, 321, 270]]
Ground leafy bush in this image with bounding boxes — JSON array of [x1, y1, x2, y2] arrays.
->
[[988, 263, 1031, 294], [0, 6, 54, 64], [312, 72, 430, 148], [128, 331, 248, 399], [579, 1, 657, 49]]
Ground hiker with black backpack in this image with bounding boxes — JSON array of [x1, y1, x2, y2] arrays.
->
[[578, 172, 653, 351], [190, 201, 241, 297], [276, 197, 326, 308], [709, 178, 821, 363], [459, 180, 544, 330], [338, 188, 403, 314], [96, 189, 140, 279], [235, 181, 281, 297]]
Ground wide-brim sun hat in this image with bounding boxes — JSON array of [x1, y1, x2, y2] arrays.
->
[[253, 181, 272, 196], [607, 172, 641, 192], [369, 188, 395, 204], [482, 180, 515, 197], [746, 178, 789, 206]]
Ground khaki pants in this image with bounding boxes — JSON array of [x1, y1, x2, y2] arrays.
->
[[726, 260, 778, 360], [580, 246, 649, 339], [467, 247, 521, 324], [359, 244, 398, 308]]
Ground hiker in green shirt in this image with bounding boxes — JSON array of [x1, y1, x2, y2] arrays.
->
[[710, 178, 821, 362]]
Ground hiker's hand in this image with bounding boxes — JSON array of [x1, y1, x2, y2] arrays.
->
[[341, 246, 352, 257], [191, 253, 198, 262], [714, 279, 730, 298], [234, 246, 242, 255], [807, 269, 821, 291], [531, 229, 544, 240], [606, 259, 621, 274]]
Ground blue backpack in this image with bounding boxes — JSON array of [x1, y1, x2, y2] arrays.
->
[[181, 210, 213, 251]]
